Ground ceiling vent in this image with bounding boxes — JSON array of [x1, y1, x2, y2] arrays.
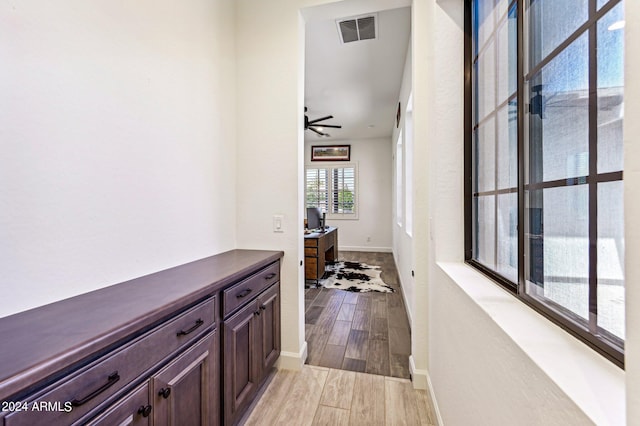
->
[[337, 14, 377, 44]]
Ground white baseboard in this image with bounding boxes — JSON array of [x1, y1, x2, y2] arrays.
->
[[409, 356, 443, 426], [277, 341, 308, 371], [409, 355, 428, 389], [339, 246, 392, 253]]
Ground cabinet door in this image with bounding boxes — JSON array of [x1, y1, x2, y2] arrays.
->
[[83, 383, 151, 426], [257, 283, 280, 374], [152, 329, 218, 426], [223, 301, 260, 426]]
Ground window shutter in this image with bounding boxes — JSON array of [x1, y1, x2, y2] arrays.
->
[[305, 168, 329, 212], [332, 167, 355, 214]]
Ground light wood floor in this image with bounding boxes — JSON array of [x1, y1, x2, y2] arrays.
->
[[242, 366, 437, 426], [305, 251, 411, 378]]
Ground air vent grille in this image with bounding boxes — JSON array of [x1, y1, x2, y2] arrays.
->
[[357, 16, 375, 40], [339, 20, 359, 43], [337, 15, 376, 43]]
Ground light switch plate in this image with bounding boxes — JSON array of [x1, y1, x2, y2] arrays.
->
[[273, 215, 284, 233]]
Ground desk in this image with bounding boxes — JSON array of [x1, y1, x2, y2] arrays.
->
[[304, 226, 338, 282]]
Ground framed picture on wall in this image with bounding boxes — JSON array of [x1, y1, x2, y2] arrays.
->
[[311, 145, 351, 161]]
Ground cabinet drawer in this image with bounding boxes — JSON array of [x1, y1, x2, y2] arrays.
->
[[305, 258, 318, 277], [304, 247, 318, 257], [304, 239, 318, 248], [83, 383, 150, 426], [223, 262, 279, 318], [4, 297, 215, 426]]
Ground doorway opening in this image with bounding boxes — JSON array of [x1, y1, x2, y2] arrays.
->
[[301, 0, 412, 378]]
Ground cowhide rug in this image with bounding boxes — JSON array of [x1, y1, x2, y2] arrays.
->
[[317, 261, 395, 293]]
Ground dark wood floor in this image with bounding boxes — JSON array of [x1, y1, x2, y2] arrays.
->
[[304, 251, 411, 379]]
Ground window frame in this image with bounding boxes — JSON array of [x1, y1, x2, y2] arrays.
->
[[405, 94, 414, 237], [305, 163, 358, 220], [463, 0, 624, 368], [396, 131, 404, 227]]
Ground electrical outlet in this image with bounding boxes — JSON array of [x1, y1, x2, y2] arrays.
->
[[366, 236, 371, 243]]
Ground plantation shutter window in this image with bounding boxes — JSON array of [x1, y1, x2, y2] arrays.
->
[[305, 164, 357, 218], [332, 167, 355, 214], [305, 168, 329, 212]]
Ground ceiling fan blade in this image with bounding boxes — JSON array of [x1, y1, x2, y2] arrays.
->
[[318, 124, 342, 129], [308, 127, 327, 136], [308, 115, 334, 125]]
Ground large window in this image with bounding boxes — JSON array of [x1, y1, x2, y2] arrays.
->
[[405, 95, 414, 237], [306, 165, 357, 217], [396, 131, 404, 226], [466, 0, 624, 366]]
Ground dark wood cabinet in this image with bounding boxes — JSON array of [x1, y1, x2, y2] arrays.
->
[[0, 250, 282, 426], [84, 384, 151, 426], [223, 281, 280, 426], [223, 300, 261, 425], [152, 330, 218, 426], [257, 283, 281, 374], [3, 297, 217, 426]]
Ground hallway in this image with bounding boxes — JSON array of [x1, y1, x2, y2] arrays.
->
[[242, 366, 436, 425], [304, 251, 411, 378]]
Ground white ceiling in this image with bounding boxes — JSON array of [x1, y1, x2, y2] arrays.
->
[[304, 5, 411, 142]]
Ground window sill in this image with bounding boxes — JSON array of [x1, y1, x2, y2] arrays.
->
[[436, 261, 625, 426], [326, 214, 359, 221]]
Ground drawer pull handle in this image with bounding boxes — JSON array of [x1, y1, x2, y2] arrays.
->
[[70, 371, 120, 407], [177, 319, 204, 336], [236, 289, 252, 298], [159, 387, 172, 399], [260, 305, 266, 311], [254, 310, 261, 316], [138, 404, 153, 417], [265, 273, 277, 280]]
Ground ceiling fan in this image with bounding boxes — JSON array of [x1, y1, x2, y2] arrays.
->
[[304, 107, 342, 137]]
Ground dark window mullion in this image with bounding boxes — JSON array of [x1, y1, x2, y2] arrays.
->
[[517, 0, 525, 294], [524, 0, 622, 81], [526, 0, 545, 287], [474, 93, 517, 131], [588, 0, 598, 333], [475, 187, 518, 197], [473, 2, 512, 66], [493, 13, 500, 272]]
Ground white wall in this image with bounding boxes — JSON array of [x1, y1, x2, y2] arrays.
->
[[304, 138, 393, 252], [392, 40, 415, 321], [0, 0, 237, 318], [235, 0, 412, 369], [411, 0, 632, 424], [432, 264, 615, 425], [624, 1, 640, 424], [234, 0, 307, 368]]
